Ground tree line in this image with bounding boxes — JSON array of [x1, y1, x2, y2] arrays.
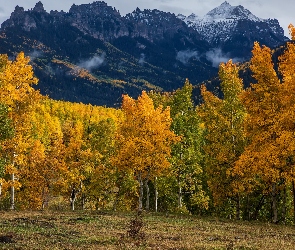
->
[[0, 25, 295, 224]]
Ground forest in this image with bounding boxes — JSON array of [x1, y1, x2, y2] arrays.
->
[[0, 24, 295, 225]]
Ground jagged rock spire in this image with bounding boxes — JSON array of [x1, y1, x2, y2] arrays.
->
[[221, 1, 231, 6], [13, 5, 25, 14], [33, 1, 46, 13]]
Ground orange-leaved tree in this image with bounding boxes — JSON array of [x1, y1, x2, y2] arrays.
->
[[112, 91, 179, 210], [233, 42, 284, 223], [277, 23, 295, 223]]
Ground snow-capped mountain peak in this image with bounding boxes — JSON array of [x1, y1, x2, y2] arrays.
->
[[177, 1, 285, 44], [206, 1, 233, 18], [204, 1, 261, 22]]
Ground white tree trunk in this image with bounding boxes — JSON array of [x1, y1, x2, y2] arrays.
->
[[70, 188, 77, 211], [138, 173, 143, 211], [155, 177, 158, 212], [71, 200, 75, 211], [10, 173, 15, 210], [178, 181, 182, 209], [81, 194, 86, 210], [145, 179, 150, 211], [272, 183, 278, 223]]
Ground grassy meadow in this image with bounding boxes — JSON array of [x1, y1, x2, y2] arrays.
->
[[0, 210, 295, 249]]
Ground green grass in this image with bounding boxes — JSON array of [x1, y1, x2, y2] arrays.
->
[[0, 210, 295, 249]]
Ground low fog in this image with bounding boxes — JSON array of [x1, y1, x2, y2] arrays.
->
[[205, 48, 243, 68], [176, 49, 199, 64], [78, 53, 106, 71]]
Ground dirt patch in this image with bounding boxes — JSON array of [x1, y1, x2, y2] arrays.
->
[[8, 217, 55, 229], [0, 233, 16, 243]]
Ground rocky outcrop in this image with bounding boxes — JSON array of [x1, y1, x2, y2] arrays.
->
[[1, 2, 50, 31], [1, 1, 202, 43], [33, 1, 46, 13], [67, 1, 129, 40], [124, 8, 200, 42]]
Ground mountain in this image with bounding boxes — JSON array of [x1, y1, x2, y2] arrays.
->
[[0, 1, 288, 106], [178, 1, 288, 58]]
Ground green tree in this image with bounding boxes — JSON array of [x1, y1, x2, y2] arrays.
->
[[199, 60, 246, 219], [169, 80, 208, 212]]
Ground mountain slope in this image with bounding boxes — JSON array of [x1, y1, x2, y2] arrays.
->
[[0, 1, 288, 106]]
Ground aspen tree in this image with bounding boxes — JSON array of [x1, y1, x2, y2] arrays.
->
[[169, 80, 208, 211], [234, 43, 282, 223], [278, 24, 295, 223], [0, 52, 40, 209], [112, 91, 179, 210], [199, 60, 246, 219]]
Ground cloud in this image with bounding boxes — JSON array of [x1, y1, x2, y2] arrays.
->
[[138, 53, 145, 65], [78, 53, 106, 71], [205, 48, 242, 68], [176, 49, 199, 64], [28, 50, 43, 61]]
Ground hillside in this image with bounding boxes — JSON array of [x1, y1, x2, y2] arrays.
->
[[0, 1, 288, 106]]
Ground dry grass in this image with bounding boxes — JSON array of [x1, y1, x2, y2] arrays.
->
[[0, 210, 295, 249]]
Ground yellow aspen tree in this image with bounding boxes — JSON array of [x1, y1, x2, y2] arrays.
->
[[85, 118, 119, 210], [19, 140, 46, 209], [15, 102, 65, 210], [40, 99, 123, 210], [112, 91, 179, 211], [0, 52, 41, 209], [288, 24, 295, 40], [61, 119, 90, 210], [0, 103, 14, 201]]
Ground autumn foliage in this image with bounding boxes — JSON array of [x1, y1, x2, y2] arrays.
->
[[1, 24, 295, 224]]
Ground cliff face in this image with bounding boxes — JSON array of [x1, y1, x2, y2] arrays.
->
[[2, 1, 127, 40], [2, 2, 204, 43], [66, 2, 129, 40], [124, 8, 203, 42]]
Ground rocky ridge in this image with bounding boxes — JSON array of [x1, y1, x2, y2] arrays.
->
[[178, 1, 287, 50]]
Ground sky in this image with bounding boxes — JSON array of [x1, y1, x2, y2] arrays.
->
[[0, 0, 294, 38]]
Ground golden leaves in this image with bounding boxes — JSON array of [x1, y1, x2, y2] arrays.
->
[[113, 91, 179, 180], [289, 23, 295, 40], [232, 23, 295, 196]]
